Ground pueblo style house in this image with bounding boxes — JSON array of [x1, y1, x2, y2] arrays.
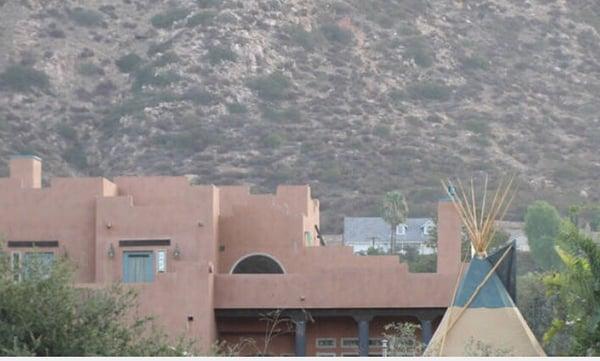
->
[[0, 155, 462, 356]]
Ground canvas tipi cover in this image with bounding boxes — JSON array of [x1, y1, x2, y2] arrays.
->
[[424, 243, 546, 356]]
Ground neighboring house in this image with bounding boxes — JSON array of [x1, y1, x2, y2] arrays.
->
[[343, 217, 436, 255], [495, 221, 530, 252], [0, 155, 464, 356]]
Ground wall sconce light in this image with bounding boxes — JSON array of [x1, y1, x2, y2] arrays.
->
[[105, 222, 113, 229], [173, 244, 181, 260], [108, 244, 115, 259]]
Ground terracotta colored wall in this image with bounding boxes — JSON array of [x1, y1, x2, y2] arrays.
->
[[0, 157, 463, 354], [0, 176, 113, 283]]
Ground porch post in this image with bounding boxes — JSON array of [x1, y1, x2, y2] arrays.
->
[[294, 316, 307, 356], [419, 318, 433, 345], [354, 315, 373, 356]]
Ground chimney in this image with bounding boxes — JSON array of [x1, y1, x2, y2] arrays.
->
[[9, 155, 42, 189], [436, 199, 462, 275]]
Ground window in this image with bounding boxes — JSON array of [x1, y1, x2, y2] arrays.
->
[[396, 224, 407, 235], [341, 353, 358, 357], [11, 252, 55, 281], [305, 231, 313, 246], [422, 221, 434, 235], [231, 254, 285, 274], [369, 338, 383, 347], [341, 338, 358, 348], [316, 338, 336, 348], [22, 252, 54, 280], [316, 352, 336, 357], [156, 250, 167, 273], [123, 251, 154, 283]]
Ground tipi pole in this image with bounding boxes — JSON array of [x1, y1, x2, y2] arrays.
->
[[439, 253, 467, 355]]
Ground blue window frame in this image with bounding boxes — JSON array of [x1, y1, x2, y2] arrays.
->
[[123, 251, 154, 283]]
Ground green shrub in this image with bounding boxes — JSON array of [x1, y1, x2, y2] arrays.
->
[[461, 54, 489, 70], [464, 118, 490, 135], [77, 63, 104, 77], [56, 123, 77, 141], [247, 72, 292, 101], [320, 23, 354, 45], [261, 106, 301, 122], [150, 8, 190, 29], [186, 11, 217, 27], [152, 52, 180, 67], [207, 46, 237, 65], [261, 133, 284, 148], [69, 7, 104, 27], [116, 53, 143, 73], [103, 91, 181, 128], [132, 67, 181, 91], [373, 124, 392, 138], [318, 160, 344, 183], [404, 38, 434, 67], [226, 102, 248, 114], [406, 81, 451, 101], [63, 143, 88, 169], [183, 87, 217, 105], [286, 25, 318, 50], [196, 0, 221, 8], [0, 65, 50, 92]]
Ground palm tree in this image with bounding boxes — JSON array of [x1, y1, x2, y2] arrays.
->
[[544, 220, 600, 355], [381, 191, 409, 254]]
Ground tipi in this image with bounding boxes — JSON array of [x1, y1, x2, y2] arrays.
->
[[424, 177, 546, 356]]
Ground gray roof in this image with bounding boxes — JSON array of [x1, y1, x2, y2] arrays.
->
[[343, 217, 434, 245]]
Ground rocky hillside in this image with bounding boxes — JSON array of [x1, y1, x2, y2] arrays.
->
[[1, 0, 600, 232]]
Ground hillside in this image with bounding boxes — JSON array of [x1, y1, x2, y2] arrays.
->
[[1, 0, 600, 232]]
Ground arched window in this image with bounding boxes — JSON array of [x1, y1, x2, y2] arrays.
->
[[230, 254, 285, 274]]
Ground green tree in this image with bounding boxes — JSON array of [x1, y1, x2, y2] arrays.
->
[[524, 201, 561, 270], [516, 272, 570, 355], [544, 221, 600, 356], [0, 250, 195, 356], [381, 191, 408, 254]]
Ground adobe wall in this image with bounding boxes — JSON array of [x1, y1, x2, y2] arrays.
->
[[0, 176, 115, 283]]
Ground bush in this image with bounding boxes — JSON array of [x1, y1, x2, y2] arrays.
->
[[116, 53, 143, 74], [261, 106, 301, 122], [260, 133, 284, 148], [407, 81, 451, 101], [151, 8, 190, 29], [320, 23, 354, 45], [403, 37, 434, 68], [0, 65, 50, 92], [147, 40, 174, 57], [196, 0, 221, 8], [132, 67, 180, 91], [69, 7, 104, 27], [286, 25, 318, 50], [0, 253, 196, 356], [152, 52, 180, 67], [226, 102, 248, 114], [207, 46, 237, 65], [63, 143, 88, 169], [373, 124, 392, 138], [183, 87, 217, 105], [461, 54, 489, 70], [186, 11, 217, 27], [464, 118, 490, 135], [383, 322, 424, 356], [77, 63, 104, 77], [247, 72, 292, 101]]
